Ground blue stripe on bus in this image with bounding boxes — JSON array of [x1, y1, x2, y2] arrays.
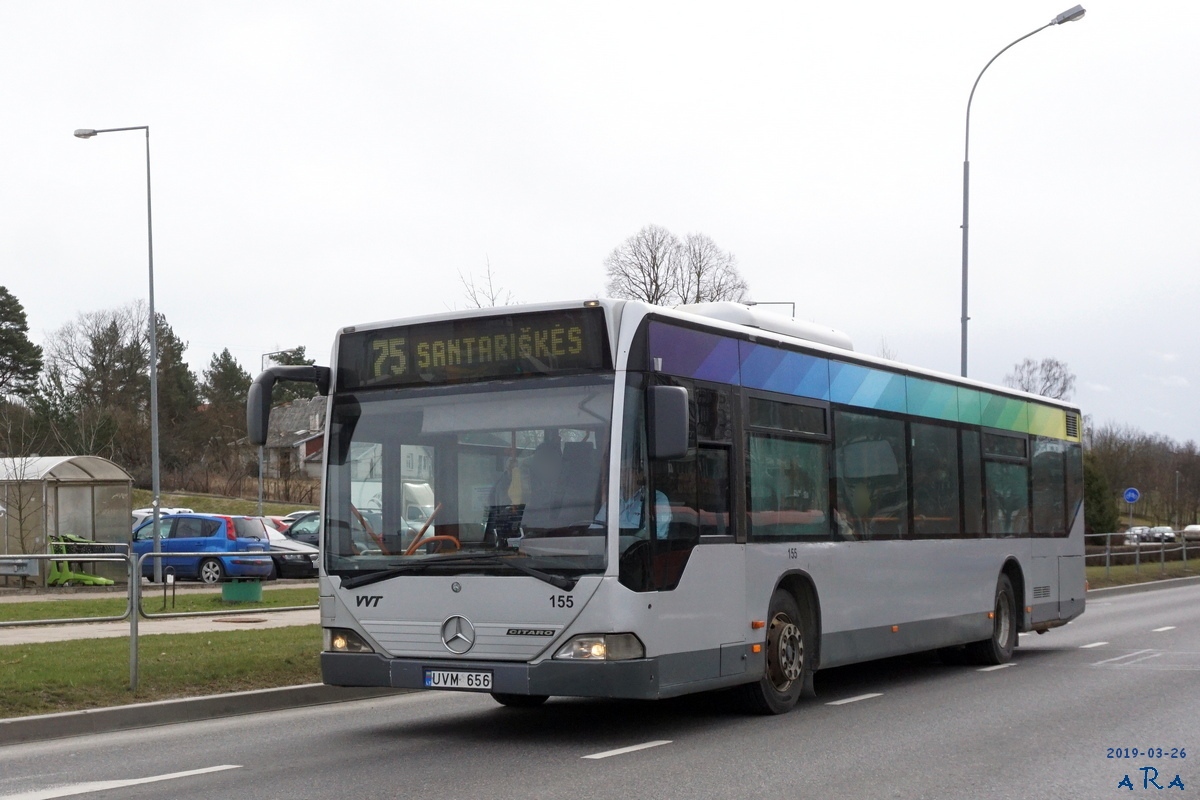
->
[[647, 321, 1071, 439], [740, 342, 829, 400]]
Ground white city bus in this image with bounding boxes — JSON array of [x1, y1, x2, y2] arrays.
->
[[247, 299, 1085, 713]]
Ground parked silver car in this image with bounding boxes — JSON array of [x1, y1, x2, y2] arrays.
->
[[241, 516, 319, 579], [1148, 526, 1176, 542], [1125, 525, 1150, 545]]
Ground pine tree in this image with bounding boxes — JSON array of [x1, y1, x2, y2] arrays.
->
[[0, 286, 43, 398], [267, 347, 318, 405], [202, 348, 251, 408], [152, 314, 202, 472]]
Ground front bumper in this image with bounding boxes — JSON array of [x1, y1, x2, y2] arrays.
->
[[225, 556, 274, 578], [322, 651, 665, 700], [274, 555, 319, 579]]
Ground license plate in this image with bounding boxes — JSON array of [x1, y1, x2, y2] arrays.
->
[[424, 668, 493, 691]]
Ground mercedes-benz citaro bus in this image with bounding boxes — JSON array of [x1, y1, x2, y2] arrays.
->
[[246, 299, 1085, 714]]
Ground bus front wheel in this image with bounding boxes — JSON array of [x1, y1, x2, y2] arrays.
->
[[740, 589, 810, 715], [966, 574, 1016, 665]]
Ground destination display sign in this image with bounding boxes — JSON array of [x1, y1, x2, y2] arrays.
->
[[337, 307, 610, 390]]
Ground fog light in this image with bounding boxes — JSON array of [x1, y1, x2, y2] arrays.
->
[[554, 633, 644, 661], [324, 627, 374, 654]]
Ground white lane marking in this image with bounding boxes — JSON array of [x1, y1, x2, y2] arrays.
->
[[825, 693, 883, 706], [1153, 626, 1176, 632], [1118, 652, 1163, 667], [1092, 649, 1155, 666], [1, 765, 241, 800], [582, 741, 672, 760], [1080, 642, 1109, 649], [978, 663, 1016, 672]]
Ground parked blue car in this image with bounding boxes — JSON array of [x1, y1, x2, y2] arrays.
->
[[132, 513, 273, 583]]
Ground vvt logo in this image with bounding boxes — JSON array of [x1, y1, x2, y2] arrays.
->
[[355, 595, 382, 608]]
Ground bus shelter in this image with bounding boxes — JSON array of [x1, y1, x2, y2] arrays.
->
[[0, 456, 133, 586]]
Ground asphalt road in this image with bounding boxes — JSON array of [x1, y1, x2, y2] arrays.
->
[[1, 583, 1197, 800]]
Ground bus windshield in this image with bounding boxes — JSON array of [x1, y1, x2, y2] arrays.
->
[[325, 374, 614, 578]]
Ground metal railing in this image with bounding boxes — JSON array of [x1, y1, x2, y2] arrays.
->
[[0, 549, 318, 691], [1085, 531, 1193, 579]]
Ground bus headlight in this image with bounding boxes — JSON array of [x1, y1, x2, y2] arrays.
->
[[324, 627, 374, 654], [553, 633, 644, 661]]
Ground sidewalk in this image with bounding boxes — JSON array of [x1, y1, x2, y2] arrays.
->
[[0, 607, 319, 646]]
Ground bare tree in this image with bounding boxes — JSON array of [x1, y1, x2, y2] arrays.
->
[[676, 233, 748, 304], [459, 259, 516, 308], [605, 226, 749, 306], [1087, 420, 1199, 527], [1003, 357, 1076, 401], [604, 225, 683, 305]]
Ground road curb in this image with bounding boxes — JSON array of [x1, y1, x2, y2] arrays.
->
[[1087, 574, 1200, 598], [0, 684, 407, 747]]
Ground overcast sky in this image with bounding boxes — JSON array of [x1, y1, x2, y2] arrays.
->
[[2, 2, 1197, 444]]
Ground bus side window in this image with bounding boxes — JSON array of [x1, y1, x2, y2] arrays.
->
[[653, 446, 730, 541], [911, 422, 961, 537], [833, 411, 908, 541], [641, 446, 726, 591], [747, 435, 829, 539]]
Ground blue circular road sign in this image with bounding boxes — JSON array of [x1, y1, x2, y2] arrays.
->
[[1124, 487, 1140, 504]]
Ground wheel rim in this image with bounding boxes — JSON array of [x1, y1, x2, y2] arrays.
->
[[995, 592, 1012, 648], [767, 612, 803, 691], [201, 561, 221, 583]]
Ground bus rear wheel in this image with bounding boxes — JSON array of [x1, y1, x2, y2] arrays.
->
[[966, 574, 1016, 665], [491, 693, 549, 708], [740, 589, 809, 715]]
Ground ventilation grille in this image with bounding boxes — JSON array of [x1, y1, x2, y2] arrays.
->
[[1065, 413, 1080, 439], [1033, 585, 1051, 599]]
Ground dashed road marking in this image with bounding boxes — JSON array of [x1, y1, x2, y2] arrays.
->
[[0, 765, 241, 799], [826, 693, 883, 706], [978, 663, 1016, 672], [583, 741, 672, 759], [1080, 642, 1108, 649]]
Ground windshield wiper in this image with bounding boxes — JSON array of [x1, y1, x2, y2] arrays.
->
[[338, 554, 578, 591]]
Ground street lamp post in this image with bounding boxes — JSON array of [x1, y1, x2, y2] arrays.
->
[[74, 125, 163, 582], [960, 5, 1085, 377]]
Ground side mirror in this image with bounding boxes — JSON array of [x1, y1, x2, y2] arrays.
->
[[246, 379, 270, 446], [648, 385, 689, 460]]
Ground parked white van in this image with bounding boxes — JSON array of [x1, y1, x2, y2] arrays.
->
[[131, 507, 194, 530]]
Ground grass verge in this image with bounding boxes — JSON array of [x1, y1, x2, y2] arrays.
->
[[0, 587, 318, 623], [1087, 561, 1198, 589], [0, 625, 321, 719], [130, 489, 315, 518]]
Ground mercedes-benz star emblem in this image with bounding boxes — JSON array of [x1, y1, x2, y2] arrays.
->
[[451, 582, 461, 593], [440, 615, 476, 654]]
